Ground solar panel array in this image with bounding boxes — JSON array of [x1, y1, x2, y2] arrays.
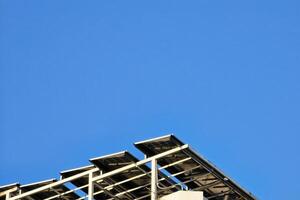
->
[[0, 179, 79, 200], [0, 135, 256, 200]]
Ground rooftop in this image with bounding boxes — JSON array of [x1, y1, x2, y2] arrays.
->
[[0, 135, 257, 200]]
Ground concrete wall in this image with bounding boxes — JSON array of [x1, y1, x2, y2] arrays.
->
[[159, 191, 207, 200]]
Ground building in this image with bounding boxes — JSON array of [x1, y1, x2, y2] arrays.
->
[[0, 135, 257, 200]]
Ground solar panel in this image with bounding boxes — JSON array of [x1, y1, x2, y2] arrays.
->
[[90, 151, 178, 200], [0, 183, 19, 194], [60, 165, 95, 189], [0, 180, 80, 200], [60, 165, 109, 199], [19, 179, 80, 200], [135, 135, 256, 200], [0, 183, 19, 200]]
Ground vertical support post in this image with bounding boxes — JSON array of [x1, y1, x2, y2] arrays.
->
[[88, 172, 94, 200], [5, 193, 10, 200], [5, 191, 12, 200], [223, 194, 229, 200], [151, 158, 158, 200]]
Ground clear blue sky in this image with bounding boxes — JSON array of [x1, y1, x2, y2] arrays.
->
[[0, 1, 299, 199]]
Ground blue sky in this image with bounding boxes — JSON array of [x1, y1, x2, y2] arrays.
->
[[0, 1, 299, 199]]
